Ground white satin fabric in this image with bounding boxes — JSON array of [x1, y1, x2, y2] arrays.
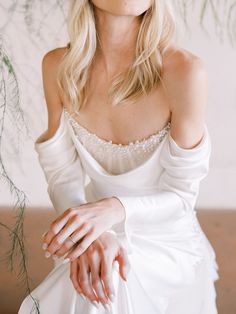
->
[[18, 108, 219, 314]]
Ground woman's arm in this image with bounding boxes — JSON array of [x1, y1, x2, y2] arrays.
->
[[36, 49, 122, 263], [100, 55, 212, 303], [111, 53, 209, 247], [36, 50, 130, 302]]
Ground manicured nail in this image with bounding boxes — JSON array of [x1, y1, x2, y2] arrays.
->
[[102, 302, 111, 312], [80, 293, 86, 301], [109, 293, 115, 302], [41, 232, 47, 239], [91, 300, 99, 309], [125, 271, 130, 281], [45, 251, 51, 258], [62, 258, 70, 264], [42, 243, 48, 250]]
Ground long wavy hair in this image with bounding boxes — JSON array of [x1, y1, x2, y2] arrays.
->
[[57, 0, 176, 114]]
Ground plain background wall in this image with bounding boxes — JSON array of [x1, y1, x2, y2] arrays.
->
[[0, 1, 235, 209]]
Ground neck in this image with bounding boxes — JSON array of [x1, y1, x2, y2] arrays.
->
[[93, 7, 142, 77]]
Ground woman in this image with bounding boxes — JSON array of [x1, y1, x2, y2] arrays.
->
[[18, 0, 219, 313]]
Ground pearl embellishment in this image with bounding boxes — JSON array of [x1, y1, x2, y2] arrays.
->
[[64, 107, 171, 174]]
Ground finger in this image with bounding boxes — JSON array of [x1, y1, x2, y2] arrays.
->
[[65, 229, 96, 261], [52, 237, 76, 258], [42, 208, 77, 247], [100, 252, 115, 303], [46, 220, 80, 255], [70, 259, 83, 294], [55, 224, 91, 257], [115, 247, 131, 281], [88, 248, 109, 304], [78, 254, 98, 302]]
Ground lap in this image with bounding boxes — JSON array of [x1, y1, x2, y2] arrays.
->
[[166, 259, 218, 314]]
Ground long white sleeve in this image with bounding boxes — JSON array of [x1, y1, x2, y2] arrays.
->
[[34, 111, 87, 214], [112, 123, 211, 243]]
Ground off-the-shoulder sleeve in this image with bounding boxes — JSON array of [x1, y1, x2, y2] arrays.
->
[[113, 123, 211, 241], [111, 124, 212, 300], [34, 110, 87, 214]]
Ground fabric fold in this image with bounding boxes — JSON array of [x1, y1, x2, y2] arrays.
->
[[112, 124, 211, 240], [110, 124, 213, 300], [34, 110, 88, 214], [29, 109, 219, 313]]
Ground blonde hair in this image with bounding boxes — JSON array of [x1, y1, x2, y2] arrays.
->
[[57, 0, 176, 114]]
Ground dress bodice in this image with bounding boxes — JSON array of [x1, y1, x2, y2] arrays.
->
[[63, 107, 171, 175]]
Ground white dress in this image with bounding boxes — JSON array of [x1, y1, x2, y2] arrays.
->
[[18, 106, 219, 314]]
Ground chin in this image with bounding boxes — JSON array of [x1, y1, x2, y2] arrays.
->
[[111, 8, 148, 16], [92, 0, 152, 17]]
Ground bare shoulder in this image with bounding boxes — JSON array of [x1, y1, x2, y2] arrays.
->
[[162, 45, 208, 149], [36, 46, 68, 144], [162, 45, 208, 105], [42, 46, 68, 68], [42, 46, 68, 90]]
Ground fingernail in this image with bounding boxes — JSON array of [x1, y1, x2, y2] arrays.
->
[[62, 258, 70, 264], [41, 232, 47, 239], [45, 251, 51, 258], [91, 300, 99, 309], [109, 293, 115, 302], [80, 293, 86, 301], [42, 243, 48, 250], [102, 302, 111, 312], [125, 271, 130, 281]]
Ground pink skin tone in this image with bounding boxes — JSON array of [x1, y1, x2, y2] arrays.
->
[[42, 196, 129, 308], [42, 197, 125, 261]]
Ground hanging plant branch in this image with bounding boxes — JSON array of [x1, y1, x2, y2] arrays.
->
[[0, 41, 39, 311], [226, 0, 236, 44], [175, 0, 236, 45], [0, 222, 40, 313], [0, 1, 18, 32]]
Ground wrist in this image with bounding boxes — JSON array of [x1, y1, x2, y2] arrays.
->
[[110, 196, 126, 224], [105, 229, 117, 236]]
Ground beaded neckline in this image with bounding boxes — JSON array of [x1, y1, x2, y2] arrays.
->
[[63, 107, 171, 147]]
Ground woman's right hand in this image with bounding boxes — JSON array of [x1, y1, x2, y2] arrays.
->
[[69, 231, 131, 308]]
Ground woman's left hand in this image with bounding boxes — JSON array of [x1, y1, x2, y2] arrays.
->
[[41, 197, 125, 262], [70, 230, 130, 307]]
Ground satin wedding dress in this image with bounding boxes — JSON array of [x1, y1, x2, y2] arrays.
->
[[18, 106, 219, 314]]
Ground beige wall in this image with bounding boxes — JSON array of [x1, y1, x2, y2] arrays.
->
[[176, 7, 236, 209], [0, 1, 235, 209]]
